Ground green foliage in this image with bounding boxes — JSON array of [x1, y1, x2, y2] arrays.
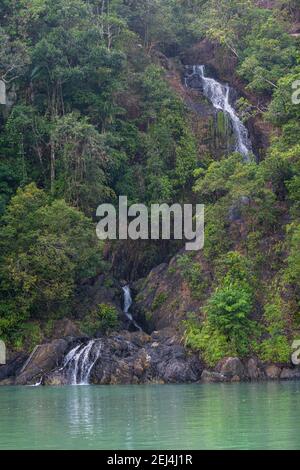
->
[[82, 303, 119, 336], [257, 293, 292, 363], [194, 153, 278, 264], [206, 285, 254, 355], [215, 251, 254, 289], [259, 336, 291, 364], [151, 292, 168, 311], [11, 322, 43, 352], [238, 17, 296, 93], [0, 183, 103, 340], [184, 314, 235, 368], [0, 0, 299, 361], [177, 254, 208, 300], [188, 0, 298, 94], [184, 252, 258, 365], [52, 113, 115, 214], [284, 224, 300, 294]]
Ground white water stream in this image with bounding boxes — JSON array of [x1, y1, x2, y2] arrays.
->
[[62, 340, 102, 385], [122, 285, 142, 332], [185, 65, 252, 160]]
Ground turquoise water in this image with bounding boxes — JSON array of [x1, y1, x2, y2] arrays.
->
[[0, 382, 300, 450]]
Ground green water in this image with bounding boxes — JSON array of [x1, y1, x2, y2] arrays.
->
[[0, 382, 300, 450]]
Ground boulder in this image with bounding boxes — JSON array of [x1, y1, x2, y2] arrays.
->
[[201, 370, 227, 383], [216, 357, 245, 381], [43, 371, 69, 386], [231, 375, 241, 382], [15, 339, 70, 385], [246, 358, 265, 381], [0, 353, 27, 382], [280, 368, 300, 381], [265, 365, 282, 380]]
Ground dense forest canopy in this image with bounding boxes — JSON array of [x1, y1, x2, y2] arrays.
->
[[0, 0, 299, 365]]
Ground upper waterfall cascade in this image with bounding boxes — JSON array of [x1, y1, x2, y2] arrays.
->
[[122, 285, 142, 332], [185, 65, 253, 160]]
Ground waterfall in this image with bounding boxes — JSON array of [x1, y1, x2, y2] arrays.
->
[[62, 340, 102, 385], [122, 285, 142, 332], [185, 65, 252, 160], [59, 287, 142, 386]]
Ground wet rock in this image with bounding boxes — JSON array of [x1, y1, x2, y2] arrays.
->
[[201, 370, 227, 383], [280, 368, 300, 381], [0, 377, 15, 386], [0, 353, 28, 382], [216, 357, 245, 381], [265, 365, 282, 380], [231, 375, 241, 382], [247, 358, 265, 381], [133, 349, 151, 379], [15, 339, 70, 385], [41, 331, 203, 386], [126, 331, 152, 347], [43, 371, 68, 386]]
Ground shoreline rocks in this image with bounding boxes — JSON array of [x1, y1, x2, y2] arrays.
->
[[1, 337, 300, 386], [199, 358, 300, 384]]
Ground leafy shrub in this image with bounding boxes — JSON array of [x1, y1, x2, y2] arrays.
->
[[207, 285, 252, 334], [82, 304, 119, 336], [151, 292, 168, 311], [184, 252, 257, 365], [284, 224, 300, 293], [259, 336, 291, 363], [257, 295, 291, 363], [206, 284, 255, 356], [184, 315, 235, 367], [11, 322, 43, 352], [0, 183, 103, 340], [177, 255, 208, 300]]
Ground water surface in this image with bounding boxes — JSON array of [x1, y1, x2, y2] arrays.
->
[[0, 382, 299, 450]]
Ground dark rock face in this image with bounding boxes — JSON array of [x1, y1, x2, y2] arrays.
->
[[133, 251, 210, 332], [15, 339, 71, 385], [44, 330, 203, 386], [73, 274, 123, 321], [280, 368, 300, 380], [50, 319, 84, 340], [0, 353, 28, 384], [199, 357, 297, 383]]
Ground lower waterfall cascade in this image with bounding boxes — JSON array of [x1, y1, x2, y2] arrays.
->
[[61, 340, 102, 385], [59, 286, 142, 385], [185, 65, 253, 160]]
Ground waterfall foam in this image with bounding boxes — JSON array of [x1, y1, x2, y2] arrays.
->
[[185, 65, 252, 160], [62, 340, 102, 385]]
